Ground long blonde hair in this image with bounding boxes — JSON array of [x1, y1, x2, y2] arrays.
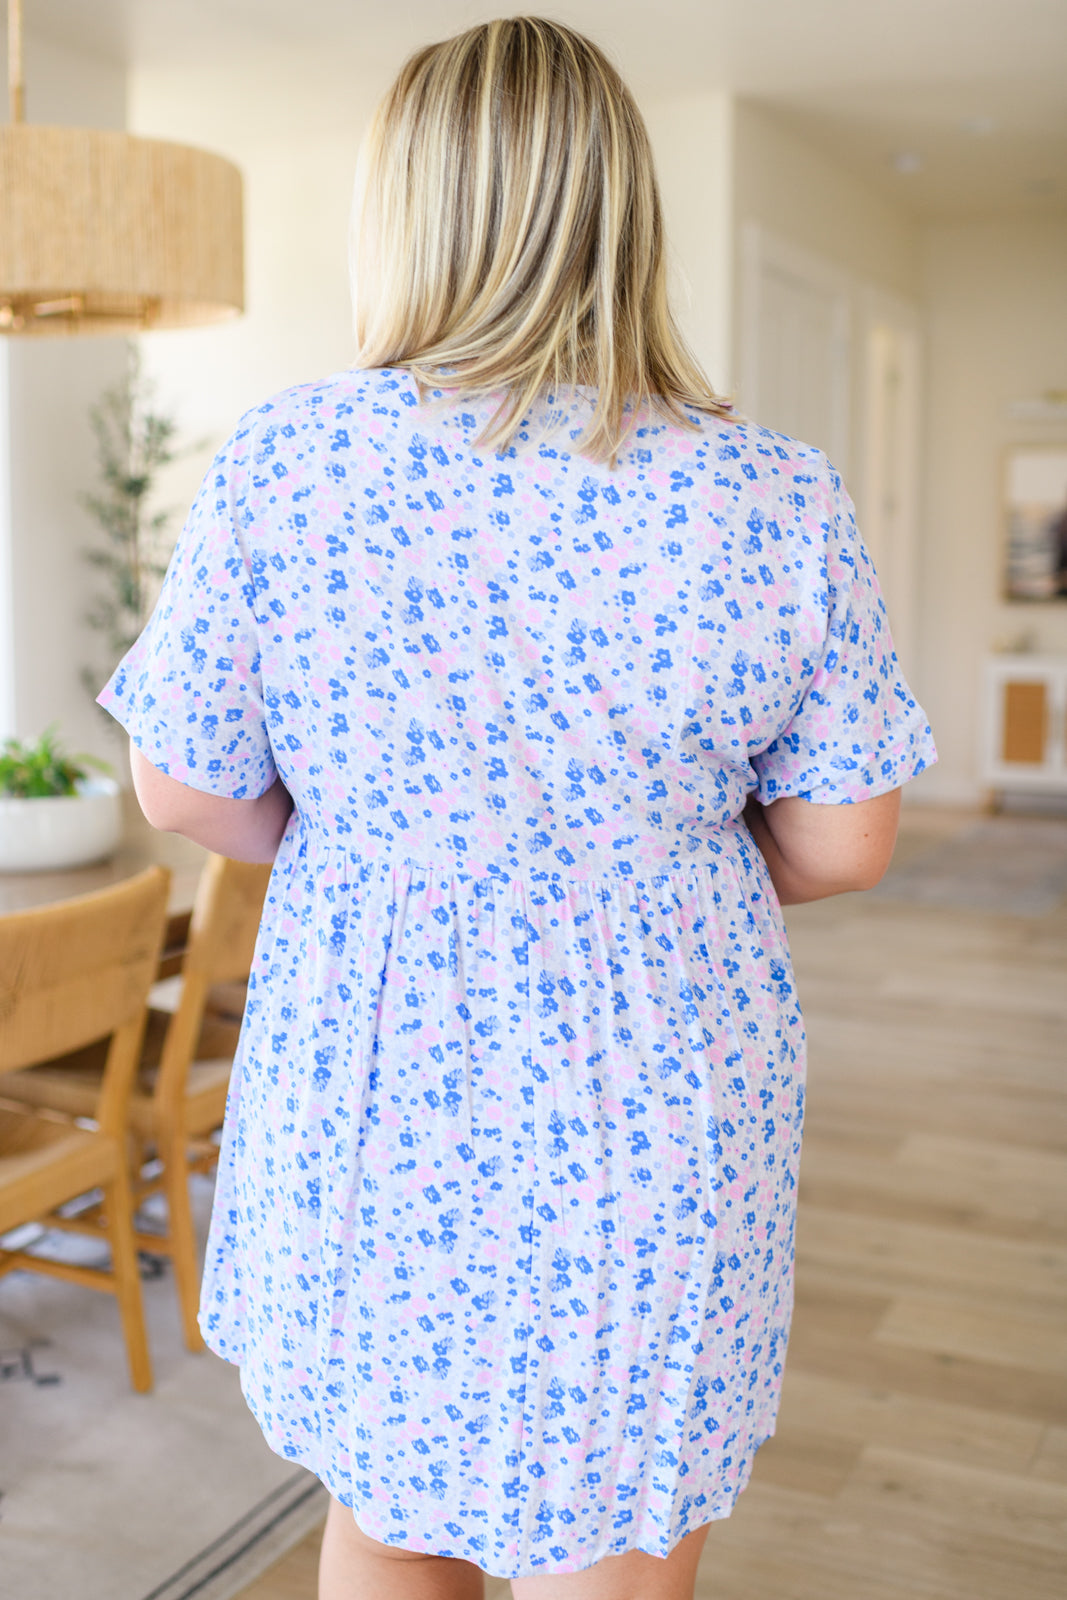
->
[[351, 16, 731, 461]]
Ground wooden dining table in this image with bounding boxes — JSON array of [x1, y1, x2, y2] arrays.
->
[[0, 797, 209, 979]]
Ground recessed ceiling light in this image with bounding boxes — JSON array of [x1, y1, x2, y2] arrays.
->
[[892, 151, 923, 175]]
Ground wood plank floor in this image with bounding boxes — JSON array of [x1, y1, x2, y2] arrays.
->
[[235, 807, 1067, 1598]]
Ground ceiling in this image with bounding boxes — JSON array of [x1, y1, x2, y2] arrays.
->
[[20, 0, 1067, 218]]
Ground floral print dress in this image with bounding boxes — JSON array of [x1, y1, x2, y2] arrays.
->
[[101, 369, 935, 1580]]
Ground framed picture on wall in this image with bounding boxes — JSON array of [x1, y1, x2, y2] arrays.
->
[[1003, 444, 1067, 601]]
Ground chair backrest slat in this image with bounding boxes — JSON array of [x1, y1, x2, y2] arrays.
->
[[153, 856, 271, 1111], [0, 869, 171, 1074], [185, 856, 272, 988]]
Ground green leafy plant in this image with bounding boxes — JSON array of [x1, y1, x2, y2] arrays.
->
[[81, 349, 187, 700], [0, 727, 113, 799]]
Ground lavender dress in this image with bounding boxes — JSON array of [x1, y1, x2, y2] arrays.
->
[[101, 369, 934, 1579]]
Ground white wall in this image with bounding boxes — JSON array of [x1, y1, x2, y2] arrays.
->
[[731, 102, 922, 307], [0, 30, 128, 761], [917, 217, 1067, 803], [729, 103, 922, 488], [642, 92, 734, 396], [128, 60, 375, 521]]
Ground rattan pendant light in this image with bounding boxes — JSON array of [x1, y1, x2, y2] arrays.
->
[[0, 0, 244, 335]]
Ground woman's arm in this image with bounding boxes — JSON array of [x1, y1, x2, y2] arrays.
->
[[129, 744, 293, 863], [744, 788, 901, 906]]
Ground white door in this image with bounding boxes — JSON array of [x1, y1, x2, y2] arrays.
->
[[860, 296, 922, 675], [740, 225, 852, 472]]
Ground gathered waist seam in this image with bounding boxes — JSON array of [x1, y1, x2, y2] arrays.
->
[[284, 819, 754, 889]]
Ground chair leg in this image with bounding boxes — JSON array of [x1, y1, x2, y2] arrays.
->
[[126, 1126, 144, 1172], [161, 1130, 206, 1353], [102, 1159, 154, 1394]]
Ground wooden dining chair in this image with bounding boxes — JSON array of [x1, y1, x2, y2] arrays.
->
[[2, 854, 272, 1352], [0, 867, 171, 1394]]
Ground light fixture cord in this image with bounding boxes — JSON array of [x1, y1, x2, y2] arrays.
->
[[8, 0, 24, 123]]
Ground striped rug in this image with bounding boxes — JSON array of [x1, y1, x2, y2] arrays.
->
[[0, 1175, 328, 1600]]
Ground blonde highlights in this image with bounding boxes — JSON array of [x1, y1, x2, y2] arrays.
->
[[352, 16, 731, 461]]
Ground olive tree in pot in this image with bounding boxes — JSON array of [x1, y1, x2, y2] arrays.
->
[[81, 348, 182, 706]]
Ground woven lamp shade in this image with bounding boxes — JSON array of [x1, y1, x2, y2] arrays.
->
[[0, 125, 244, 335]]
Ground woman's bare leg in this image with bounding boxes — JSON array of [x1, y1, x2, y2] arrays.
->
[[318, 1497, 486, 1600], [510, 1523, 711, 1600]]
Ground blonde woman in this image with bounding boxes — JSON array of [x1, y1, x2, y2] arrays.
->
[[105, 17, 935, 1600]]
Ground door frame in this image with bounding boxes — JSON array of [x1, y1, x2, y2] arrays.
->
[[738, 221, 853, 473], [858, 284, 923, 676]]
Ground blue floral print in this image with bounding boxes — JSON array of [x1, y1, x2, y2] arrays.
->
[[100, 368, 935, 1579]]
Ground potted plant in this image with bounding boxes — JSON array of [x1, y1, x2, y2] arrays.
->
[[0, 727, 121, 872]]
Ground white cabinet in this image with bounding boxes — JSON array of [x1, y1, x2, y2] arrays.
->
[[984, 655, 1067, 795]]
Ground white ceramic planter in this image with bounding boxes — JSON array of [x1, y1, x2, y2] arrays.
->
[[0, 775, 123, 873]]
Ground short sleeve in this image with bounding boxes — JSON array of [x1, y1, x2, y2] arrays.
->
[[751, 461, 936, 805], [97, 446, 277, 801]]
